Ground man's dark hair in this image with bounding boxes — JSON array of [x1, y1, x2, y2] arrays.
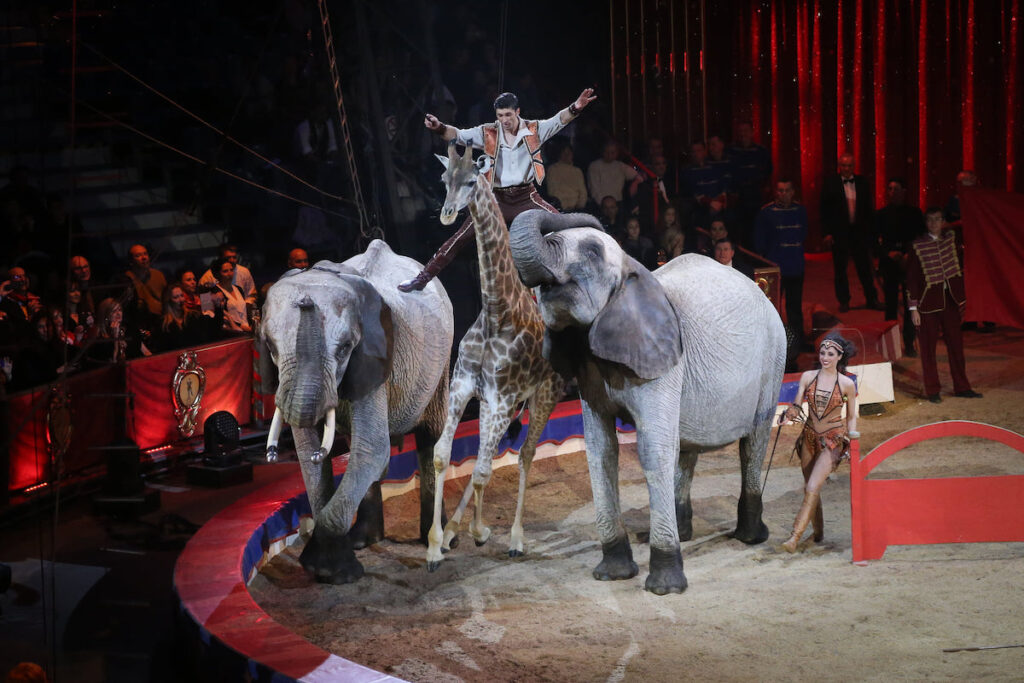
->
[[924, 206, 944, 219], [887, 177, 907, 189], [776, 177, 794, 186], [714, 237, 734, 249], [493, 92, 519, 110], [219, 243, 239, 256]]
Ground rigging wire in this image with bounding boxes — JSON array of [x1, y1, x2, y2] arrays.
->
[[72, 97, 357, 219], [78, 41, 353, 204], [496, 0, 509, 93]]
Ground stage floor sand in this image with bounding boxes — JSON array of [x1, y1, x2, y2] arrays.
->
[[250, 329, 1024, 682]]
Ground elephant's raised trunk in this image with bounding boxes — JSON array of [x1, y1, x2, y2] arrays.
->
[[283, 296, 328, 427], [510, 211, 604, 287]]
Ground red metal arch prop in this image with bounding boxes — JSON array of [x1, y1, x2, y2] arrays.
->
[[850, 420, 1024, 562]]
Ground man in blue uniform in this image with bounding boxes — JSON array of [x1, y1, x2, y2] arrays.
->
[[755, 179, 809, 344]]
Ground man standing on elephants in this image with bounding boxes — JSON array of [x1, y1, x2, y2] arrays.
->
[[398, 88, 597, 292]]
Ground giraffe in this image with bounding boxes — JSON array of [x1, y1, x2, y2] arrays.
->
[[424, 142, 563, 570]]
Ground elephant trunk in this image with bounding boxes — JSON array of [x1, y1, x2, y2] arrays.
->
[[284, 296, 328, 427], [509, 210, 560, 287]]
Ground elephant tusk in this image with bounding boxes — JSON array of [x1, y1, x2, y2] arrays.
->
[[266, 407, 284, 462], [311, 408, 336, 464]]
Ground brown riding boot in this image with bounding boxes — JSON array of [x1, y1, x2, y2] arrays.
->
[[781, 491, 820, 553], [398, 219, 477, 292], [812, 499, 824, 542]]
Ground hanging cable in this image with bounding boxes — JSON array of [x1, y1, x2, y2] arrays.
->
[[78, 41, 353, 204], [496, 0, 509, 93]]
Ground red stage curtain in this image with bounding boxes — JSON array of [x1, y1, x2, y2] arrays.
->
[[961, 187, 1024, 329], [126, 338, 254, 450]]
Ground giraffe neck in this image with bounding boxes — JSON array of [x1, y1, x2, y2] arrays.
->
[[468, 176, 530, 315]]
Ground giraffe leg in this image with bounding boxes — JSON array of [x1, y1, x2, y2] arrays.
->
[[426, 369, 475, 570], [468, 397, 517, 547], [509, 375, 561, 558]]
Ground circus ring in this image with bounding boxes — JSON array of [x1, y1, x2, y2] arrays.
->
[[175, 403, 1024, 681], [173, 400, 618, 682]]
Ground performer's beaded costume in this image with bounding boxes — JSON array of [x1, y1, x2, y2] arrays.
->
[[797, 372, 850, 469]]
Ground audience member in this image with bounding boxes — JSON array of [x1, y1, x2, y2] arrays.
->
[[64, 282, 93, 343], [706, 134, 735, 188], [820, 153, 882, 312], [620, 217, 658, 270], [587, 141, 642, 207], [636, 155, 674, 235], [681, 140, 730, 231], [755, 179, 809, 344], [68, 255, 96, 315], [124, 244, 167, 322], [596, 195, 625, 234], [544, 143, 588, 211], [875, 177, 925, 355], [148, 282, 225, 353], [906, 208, 982, 403], [179, 270, 202, 314], [0, 267, 41, 334], [713, 238, 754, 279], [287, 247, 310, 270], [654, 204, 683, 244], [661, 225, 685, 261], [85, 297, 148, 363], [728, 120, 773, 246], [211, 257, 252, 333], [199, 244, 257, 305], [8, 312, 63, 391]]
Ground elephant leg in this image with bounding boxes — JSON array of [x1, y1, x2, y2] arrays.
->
[[508, 377, 559, 558], [427, 373, 474, 570], [674, 449, 699, 541], [582, 403, 637, 582], [348, 480, 384, 549], [636, 425, 686, 595], [300, 389, 390, 584], [733, 428, 771, 545], [468, 397, 516, 547]]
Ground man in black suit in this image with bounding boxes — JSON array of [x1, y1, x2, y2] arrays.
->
[[713, 237, 755, 279], [820, 153, 882, 312]]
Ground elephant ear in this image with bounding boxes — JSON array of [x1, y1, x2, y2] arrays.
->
[[337, 275, 394, 400], [588, 258, 682, 379]]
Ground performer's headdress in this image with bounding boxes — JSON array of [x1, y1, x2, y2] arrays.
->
[[820, 339, 844, 355]]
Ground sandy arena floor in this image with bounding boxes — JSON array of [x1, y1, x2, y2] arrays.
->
[[250, 329, 1024, 682]]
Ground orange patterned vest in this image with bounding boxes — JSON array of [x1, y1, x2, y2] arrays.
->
[[481, 120, 544, 186]]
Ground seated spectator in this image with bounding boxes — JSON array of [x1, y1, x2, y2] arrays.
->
[[148, 282, 225, 354], [179, 270, 202, 314], [587, 141, 642, 207], [620, 217, 658, 270], [287, 247, 310, 270], [199, 244, 257, 306], [9, 311, 65, 390], [64, 282, 94, 343], [661, 226, 685, 261], [124, 244, 167, 325], [713, 238, 755, 279], [545, 143, 589, 211], [596, 195, 624, 234], [0, 267, 41, 336], [211, 258, 252, 333], [68, 255, 96, 315], [48, 305, 76, 348], [655, 204, 683, 242], [84, 297, 149, 363], [637, 156, 675, 235], [694, 218, 730, 256]]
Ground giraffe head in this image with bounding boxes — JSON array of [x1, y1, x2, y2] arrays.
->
[[436, 141, 485, 226]]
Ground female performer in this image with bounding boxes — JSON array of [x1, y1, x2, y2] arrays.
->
[[780, 334, 859, 552]]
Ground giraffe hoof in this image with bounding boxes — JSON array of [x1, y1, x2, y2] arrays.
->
[[508, 549, 524, 558], [426, 560, 441, 573]]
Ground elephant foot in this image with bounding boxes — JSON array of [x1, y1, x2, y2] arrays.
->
[[592, 536, 639, 581], [731, 495, 770, 545], [676, 500, 694, 542], [645, 546, 687, 595], [299, 527, 364, 584], [350, 481, 385, 550]]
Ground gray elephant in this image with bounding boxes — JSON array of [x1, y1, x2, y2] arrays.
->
[[260, 240, 453, 584], [509, 210, 786, 594]]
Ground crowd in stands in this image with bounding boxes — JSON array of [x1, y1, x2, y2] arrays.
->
[[0, 170, 310, 393]]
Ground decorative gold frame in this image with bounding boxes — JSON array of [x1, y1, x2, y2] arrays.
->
[[172, 351, 206, 437], [46, 386, 73, 470]]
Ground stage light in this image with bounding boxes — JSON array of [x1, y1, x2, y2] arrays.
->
[[203, 410, 240, 462]]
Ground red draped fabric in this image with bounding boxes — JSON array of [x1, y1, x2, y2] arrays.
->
[[961, 188, 1024, 329]]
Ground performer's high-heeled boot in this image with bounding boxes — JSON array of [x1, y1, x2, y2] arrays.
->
[[781, 490, 819, 553], [398, 220, 477, 292], [812, 499, 824, 542]]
